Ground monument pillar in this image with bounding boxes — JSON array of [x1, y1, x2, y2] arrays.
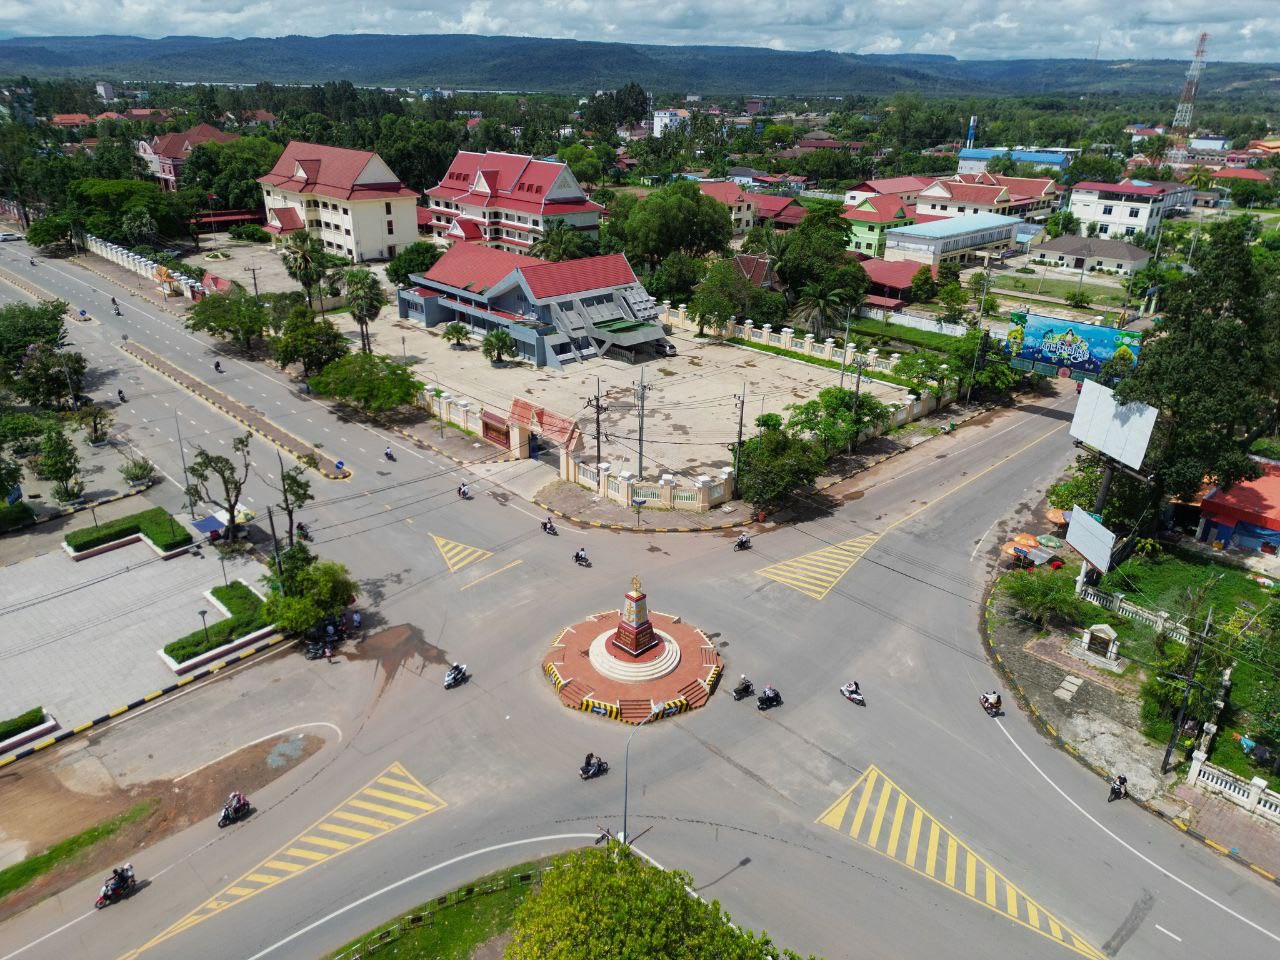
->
[[612, 575, 658, 656]]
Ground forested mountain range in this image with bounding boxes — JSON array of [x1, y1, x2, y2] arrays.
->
[[1, 33, 1278, 98]]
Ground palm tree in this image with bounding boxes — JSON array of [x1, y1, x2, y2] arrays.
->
[[529, 218, 585, 262], [343, 268, 388, 354], [281, 231, 327, 308], [482, 329, 518, 364], [442, 321, 470, 348], [792, 283, 849, 338], [1184, 165, 1213, 190]]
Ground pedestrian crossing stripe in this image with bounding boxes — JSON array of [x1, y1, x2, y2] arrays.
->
[[817, 766, 1105, 960], [431, 533, 493, 573], [757, 532, 880, 600], [116, 763, 445, 960]]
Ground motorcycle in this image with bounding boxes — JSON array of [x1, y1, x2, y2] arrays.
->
[[116, 389, 126, 403], [218, 796, 251, 828], [756, 688, 782, 711], [731, 678, 755, 701], [444, 664, 468, 689], [572, 553, 592, 568], [95, 865, 136, 909], [840, 684, 866, 707], [303, 638, 327, 660], [296, 523, 313, 542], [113, 306, 121, 316], [541, 520, 558, 535], [1108, 778, 1128, 803], [579, 758, 609, 780], [733, 536, 752, 551], [980, 696, 1002, 718]]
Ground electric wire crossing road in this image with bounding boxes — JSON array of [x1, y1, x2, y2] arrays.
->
[[430, 533, 494, 574], [757, 532, 881, 600], [818, 766, 1105, 960], [117, 763, 446, 959]]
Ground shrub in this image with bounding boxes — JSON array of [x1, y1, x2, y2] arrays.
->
[[229, 224, 270, 243], [52, 478, 85, 502], [1250, 437, 1280, 461], [64, 506, 192, 552], [163, 582, 269, 662], [119, 457, 156, 484], [0, 706, 44, 741], [0, 412, 51, 445], [0, 501, 35, 533], [1015, 266, 1035, 274]]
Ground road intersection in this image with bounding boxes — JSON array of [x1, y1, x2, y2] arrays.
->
[[1, 242, 1278, 959]]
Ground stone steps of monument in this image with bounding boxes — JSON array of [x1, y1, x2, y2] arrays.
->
[[678, 680, 709, 709], [700, 647, 720, 668], [559, 678, 592, 707], [619, 699, 656, 724]]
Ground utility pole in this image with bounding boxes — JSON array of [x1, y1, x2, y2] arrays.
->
[[265, 506, 285, 587], [174, 415, 196, 519], [276, 450, 293, 546], [243, 264, 261, 298], [1161, 606, 1212, 774], [634, 367, 649, 479], [585, 377, 608, 475], [734, 383, 746, 476], [838, 306, 852, 389]]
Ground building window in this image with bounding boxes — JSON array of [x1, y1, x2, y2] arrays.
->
[[385, 202, 392, 215], [342, 207, 348, 215], [1128, 208, 1140, 218], [387, 219, 394, 234], [345, 228, 351, 236], [1099, 224, 1109, 234], [1124, 226, 1136, 236], [1102, 205, 1113, 216], [264, 190, 272, 197]]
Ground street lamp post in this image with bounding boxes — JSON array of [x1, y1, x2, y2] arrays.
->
[[198, 609, 210, 646], [621, 709, 658, 845]]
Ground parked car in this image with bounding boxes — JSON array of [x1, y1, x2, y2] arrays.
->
[[0, 232, 21, 241], [655, 340, 678, 357]]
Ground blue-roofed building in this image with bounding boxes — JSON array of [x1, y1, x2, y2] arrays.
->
[[883, 212, 1022, 267], [957, 148, 1072, 174]]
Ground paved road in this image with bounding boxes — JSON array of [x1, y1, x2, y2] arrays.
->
[[1, 246, 1278, 960]]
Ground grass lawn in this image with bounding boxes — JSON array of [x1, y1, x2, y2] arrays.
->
[[1098, 549, 1273, 620], [991, 274, 1129, 307], [725, 336, 917, 389], [0, 801, 154, 900], [849, 317, 960, 352], [325, 859, 550, 960]]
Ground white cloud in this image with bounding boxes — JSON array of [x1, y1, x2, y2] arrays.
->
[[2, 0, 1278, 62]]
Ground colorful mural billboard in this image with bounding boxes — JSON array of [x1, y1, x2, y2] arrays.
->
[[1002, 312, 1142, 378]]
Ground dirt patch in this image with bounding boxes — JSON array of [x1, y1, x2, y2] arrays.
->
[[471, 929, 514, 959], [0, 732, 324, 922]]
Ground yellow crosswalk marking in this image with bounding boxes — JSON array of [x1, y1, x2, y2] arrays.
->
[[757, 532, 880, 600], [117, 762, 446, 960], [430, 533, 493, 573], [817, 766, 1105, 960]]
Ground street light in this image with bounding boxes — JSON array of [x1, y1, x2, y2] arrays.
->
[[621, 708, 658, 845], [198, 609, 210, 646]]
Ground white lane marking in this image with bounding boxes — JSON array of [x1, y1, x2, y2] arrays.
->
[[1155, 925, 1182, 942], [242, 833, 599, 960], [970, 518, 998, 561], [173, 722, 343, 782], [0, 911, 95, 960], [997, 723, 1280, 944]]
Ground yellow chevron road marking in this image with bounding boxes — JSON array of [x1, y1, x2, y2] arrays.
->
[[757, 532, 880, 600], [431, 533, 493, 573], [117, 762, 445, 960], [817, 766, 1104, 960]]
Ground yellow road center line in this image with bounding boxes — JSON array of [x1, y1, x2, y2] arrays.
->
[[461, 558, 523, 591]]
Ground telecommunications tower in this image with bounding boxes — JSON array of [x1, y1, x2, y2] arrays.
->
[[1171, 32, 1208, 135]]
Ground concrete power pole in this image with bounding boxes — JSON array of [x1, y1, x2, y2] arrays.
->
[[586, 377, 608, 476], [734, 383, 746, 476], [634, 368, 649, 479]]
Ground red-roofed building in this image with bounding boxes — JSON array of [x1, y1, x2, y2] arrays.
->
[[50, 113, 93, 129], [228, 109, 277, 128], [124, 108, 173, 123], [844, 175, 936, 206], [137, 123, 239, 191], [424, 150, 603, 254], [397, 244, 666, 367], [1199, 463, 1280, 552], [697, 181, 757, 234], [860, 257, 936, 308], [1210, 167, 1271, 184], [915, 178, 1050, 220], [842, 195, 920, 256], [258, 141, 420, 262], [1067, 178, 1195, 238]]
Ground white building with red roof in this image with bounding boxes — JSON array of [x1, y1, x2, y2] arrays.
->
[[423, 151, 603, 254], [396, 243, 666, 368], [843, 175, 937, 207], [137, 123, 238, 191], [1067, 178, 1194, 238], [257, 141, 419, 262]]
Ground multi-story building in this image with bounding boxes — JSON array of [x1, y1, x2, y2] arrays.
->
[[1067, 179, 1194, 238], [95, 81, 116, 101], [138, 123, 238, 191], [258, 141, 420, 262], [882, 213, 1022, 267], [844, 175, 937, 207], [915, 174, 1056, 222], [653, 108, 690, 137], [696, 182, 757, 235], [423, 151, 603, 255], [396, 243, 665, 368], [842, 195, 932, 257], [956, 147, 1072, 174], [945, 172, 1058, 218]]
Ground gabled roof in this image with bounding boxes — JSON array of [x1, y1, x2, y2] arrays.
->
[[423, 242, 539, 293], [951, 172, 1056, 196], [425, 150, 601, 216], [1211, 167, 1270, 182], [862, 258, 935, 290], [698, 181, 753, 206], [752, 194, 798, 219], [1072, 178, 1188, 198], [919, 181, 1010, 204], [259, 141, 417, 202], [51, 113, 93, 125], [151, 123, 238, 161], [520, 254, 638, 299], [851, 175, 935, 196], [264, 206, 304, 234], [842, 194, 910, 223], [1037, 236, 1150, 261], [735, 254, 776, 288]]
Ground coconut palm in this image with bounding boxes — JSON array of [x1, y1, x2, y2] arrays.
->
[[792, 283, 849, 338], [281, 231, 327, 308], [343, 268, 388, 354], [530, 218, 586, 262], [442, 321, 471, 348], [482, 329, 518, 364], [1184, 165, 1213, 190]]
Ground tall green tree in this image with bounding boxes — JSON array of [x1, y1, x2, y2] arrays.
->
[[384, 240, 444, 286], [186, 289, 271, 350], [1116, 217, 1277, 504], [735, 413, 825, 510], [775, 200, 853, 293], [688, 258, 751, 335], [938, 282, 968, 324], [271, 455, 317, 546], [946, 327, 1018, 397], [281, 231, 328, 308], [786, 386, 891, 458], [0, 299, 68, 379], [643, 251, 707, 305], [272, 310, 350, 376], [530, 218, 588, 262], [343, 268, 388, 354], [481, 328, 519, 363], [263, 559, 360, 635], [309, 353, 422, 413], [624, 179, 732, 268], [13, 343, 86, 409], [792, 282, 849, 338], [39, 426, 80, 493], [909, 265, 937, 303], [186, 433, 254, 541]]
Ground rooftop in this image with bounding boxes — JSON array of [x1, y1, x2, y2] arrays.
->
[[886, 212, 1022, 239], [259, 141, 417, 202]]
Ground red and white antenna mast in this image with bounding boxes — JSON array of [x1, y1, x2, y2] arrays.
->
[[1172, 32, 1208, 135]]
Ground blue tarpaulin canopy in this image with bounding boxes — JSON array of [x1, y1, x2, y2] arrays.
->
[[192, 515, 224, 534]]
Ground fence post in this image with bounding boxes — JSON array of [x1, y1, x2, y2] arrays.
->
[[1187, 749, 1207, 785]]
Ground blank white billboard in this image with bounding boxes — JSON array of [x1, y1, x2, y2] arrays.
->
[[1066, 506, 1117, 573], [1069, 380, 1158, 472]]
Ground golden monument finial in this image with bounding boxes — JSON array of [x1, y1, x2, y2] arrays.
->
[[630, 575, 642, 594]]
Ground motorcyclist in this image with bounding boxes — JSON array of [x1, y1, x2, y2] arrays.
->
[[574, 547, 589, 564], [385, 446, 394, 460], [542, 517, 556, 533], [841, 680, 861, 698], [736, 532, 751, 549], [1110, 774, 1128, 799], [214, 360, 222, 373], [734, 674, 751, 696], [117, 389, 126, 403], [226, 790, 246, 812], [29, 257, 36, 266], [447, 662, 463, 679], [762, 683, 777, 701], [110, 296, 117, 306], [981, 690, 1002, 712], [296, 522, 310, 541]]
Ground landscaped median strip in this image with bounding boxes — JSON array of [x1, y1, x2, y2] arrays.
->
[[980, 592, 1280, 889], [118, 342, 351, 480], [0, 631, 293, 770]]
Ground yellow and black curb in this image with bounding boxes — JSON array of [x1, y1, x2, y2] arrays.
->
[[0, 632, 293, 771], [120, 343, 351, 480], [980, 593, 1280, 889], [21, 479, 155, 529]]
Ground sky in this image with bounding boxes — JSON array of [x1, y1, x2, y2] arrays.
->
[[3, 1, 1279, 62]]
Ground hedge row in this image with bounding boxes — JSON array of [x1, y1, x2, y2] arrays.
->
[[64, 506, 192, 553], [0, 707, 45, 742], [0, 501, 35, 534], [725, 337, 917, 389], [163, 582, 269, 663]]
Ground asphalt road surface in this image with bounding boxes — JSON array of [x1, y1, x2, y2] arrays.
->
[[1, 244, 1278, 960]]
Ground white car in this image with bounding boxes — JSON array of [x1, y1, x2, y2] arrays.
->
[[0, 232, 21, 242]]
